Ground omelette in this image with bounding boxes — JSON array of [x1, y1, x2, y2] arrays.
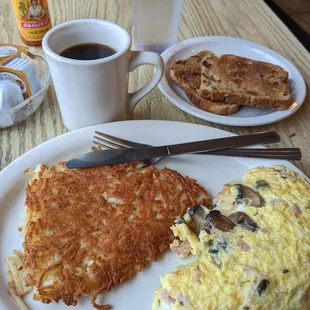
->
[[6, 161, 211, 309], [153, 165, 310, 310]]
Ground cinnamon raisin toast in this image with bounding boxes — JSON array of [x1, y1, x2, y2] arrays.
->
[[170, 51, 240, 115], [199, 54, 293, 109]]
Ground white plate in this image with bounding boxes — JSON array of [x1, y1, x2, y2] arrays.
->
[[0, 120, 307, 310], [159, 36, 306, 126]]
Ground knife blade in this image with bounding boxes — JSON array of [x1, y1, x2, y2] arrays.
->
[[66, 131, 280, 169]]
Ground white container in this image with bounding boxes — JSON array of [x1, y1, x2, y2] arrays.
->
[[132, 0, 183, 54], [0, 52, 50, 129], [0, 80, 24, 127], [5, 57, 41, 94]]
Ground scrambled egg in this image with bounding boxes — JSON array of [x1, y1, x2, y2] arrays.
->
[[153, 165, 310, 310]]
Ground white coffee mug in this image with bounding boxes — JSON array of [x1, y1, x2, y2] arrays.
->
[[42, 19, 164, 131]]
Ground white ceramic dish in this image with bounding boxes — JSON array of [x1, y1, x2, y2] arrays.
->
[[159, 36, 306, 126], [0, 120, 307, 310]]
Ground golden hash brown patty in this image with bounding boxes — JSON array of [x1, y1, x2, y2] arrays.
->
[[22, 162, 211, 309]]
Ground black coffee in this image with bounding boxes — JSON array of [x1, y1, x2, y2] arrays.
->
[[60, 43, 116, 60]]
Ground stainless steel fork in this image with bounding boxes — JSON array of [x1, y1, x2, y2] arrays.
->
[[93, 131, 302, 165]]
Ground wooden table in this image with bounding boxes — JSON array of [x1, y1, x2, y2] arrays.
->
[[0, 0, 309, 176]]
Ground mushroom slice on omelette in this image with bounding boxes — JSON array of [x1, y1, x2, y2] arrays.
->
[[6, 161, 211, 309], [153, 165, 310, 310]]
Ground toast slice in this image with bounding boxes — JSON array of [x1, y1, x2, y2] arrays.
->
[[170, 51, 240, 115], [199, 54, 293, 109]]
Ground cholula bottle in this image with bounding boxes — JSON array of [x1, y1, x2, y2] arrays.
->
[[11, 0, 52, 46]]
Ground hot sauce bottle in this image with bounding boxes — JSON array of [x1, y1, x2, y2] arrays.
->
[[11, 0, 52, 46]]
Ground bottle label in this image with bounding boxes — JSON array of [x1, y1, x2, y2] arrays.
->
[[12, 0, 52, 42]]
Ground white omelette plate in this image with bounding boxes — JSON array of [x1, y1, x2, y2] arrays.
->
[[159, 36, 306, 126], [0, 120, 307, 310]]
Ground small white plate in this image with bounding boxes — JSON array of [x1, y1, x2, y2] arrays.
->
[[159, 36, 306, 127], [0, 120, 307, 310]]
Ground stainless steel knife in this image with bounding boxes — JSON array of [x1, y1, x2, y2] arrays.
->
[[66, 131, 280, 169]]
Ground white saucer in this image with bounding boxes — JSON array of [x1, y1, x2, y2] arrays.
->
[[159, 36, 306, 127]]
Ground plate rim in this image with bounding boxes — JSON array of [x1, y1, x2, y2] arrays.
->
[[158, 36, 307, 126], [0, 119, 306, 180], [0, 120, 237, 178], [0, 120, 308, 310]]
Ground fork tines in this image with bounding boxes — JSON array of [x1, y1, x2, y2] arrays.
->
[[93, 131, 145, 150]]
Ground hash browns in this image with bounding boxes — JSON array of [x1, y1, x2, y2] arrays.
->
[[10, 161, 211, 309]]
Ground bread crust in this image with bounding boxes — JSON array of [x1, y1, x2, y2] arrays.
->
[[185, 90, 240, 115]]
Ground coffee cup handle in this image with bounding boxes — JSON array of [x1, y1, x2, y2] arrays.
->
[[128, 51, 164, 111]]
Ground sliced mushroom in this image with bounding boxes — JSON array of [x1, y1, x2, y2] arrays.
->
[[275, 168, 294, 180], [257, 279, 269, 295], [174, 216, 185, 224], [205, 210, 235, 233], [187, 205, 208, 234], [234, 184, 263, 208], [255, 180, 269, 189], [235, 184, 244, 200], [228, 212, 259, 232], [188, 205, 206, 225]]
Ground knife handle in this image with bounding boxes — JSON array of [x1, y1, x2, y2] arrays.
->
[[200, 148, 302, 160], [168, 131, 280, 155]]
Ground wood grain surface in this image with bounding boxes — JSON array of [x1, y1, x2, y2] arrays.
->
[[0, 0, 309, 176]]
